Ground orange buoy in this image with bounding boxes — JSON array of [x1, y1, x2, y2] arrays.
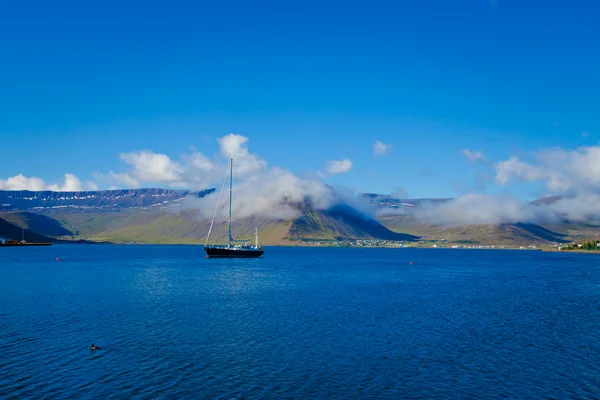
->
[[56, 258, 60, 261], [409, 261, 413, 265]]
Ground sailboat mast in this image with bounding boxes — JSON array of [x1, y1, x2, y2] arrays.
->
[[228, 158, 233, 248]]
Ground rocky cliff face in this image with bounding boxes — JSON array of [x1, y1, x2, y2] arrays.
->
[[0, 188, 215, 211]]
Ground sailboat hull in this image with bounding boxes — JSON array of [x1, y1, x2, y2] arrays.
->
[[205, 246, 264, 258]]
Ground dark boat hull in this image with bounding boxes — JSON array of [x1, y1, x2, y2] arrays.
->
[[205, 247, 264, 258]]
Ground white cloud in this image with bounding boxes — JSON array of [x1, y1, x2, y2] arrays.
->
[[461, 149, 491, 166], [92, 171, 141, 189], [0, 173, 97, 192], [108, 172, 141, 188], [188, 167, 335, 220], [495, 156, 544, 185], [47, 173, 84, 191], [413, 193, 557, 226], [187, 152, 215, 172], [413, 143, 600, 226], [549, 146, 600, 188], [0, 174, 46, 191], [549, 195, 600, 222], [494, 146, 600, 194], [120, 151, 184, 183], [89, 133, 344, 219], [326, 159, 353, 174], [373, 140, 392, 155], [394, 190, 600, 226], [170, 141, 600, 225], [92, 134, 266, 190], [86, 181, 100, 191], [217, 134, 266, 177]]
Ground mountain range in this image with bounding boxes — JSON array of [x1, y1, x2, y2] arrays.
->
[[0, 189, 596, 246]]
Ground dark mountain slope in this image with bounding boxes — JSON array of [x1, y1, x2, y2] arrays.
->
[[0, 217, 58, 242], [288, 204, 418, 241], [512, 223, 569, 243], [0, 212, 73, 237]]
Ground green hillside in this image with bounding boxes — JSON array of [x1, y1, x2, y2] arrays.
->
[[19, 204, 419, 245], [289, 205, 417, 241], [5, 204, 597, 247]]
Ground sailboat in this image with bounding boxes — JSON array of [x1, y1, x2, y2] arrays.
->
[[204, 158, 264, 258]]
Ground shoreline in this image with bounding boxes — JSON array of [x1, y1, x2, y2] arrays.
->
[[541, 248, 600, 255], [48, 241, 600, 253], [41, 240, 600, 255]]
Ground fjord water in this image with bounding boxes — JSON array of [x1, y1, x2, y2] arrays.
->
[[1, 246, 599, 399]]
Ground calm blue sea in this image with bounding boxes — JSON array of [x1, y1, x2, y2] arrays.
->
[[1, 245, 599, 399]]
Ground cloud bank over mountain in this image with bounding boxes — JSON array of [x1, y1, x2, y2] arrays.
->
[[3, 136, 600, 227], [102, 133, 345, 219], [100, 133, 268, 190], [376, 145, 600, 226], [494, 146, 600, 195], [0, 133, 360, 220], [410, 194, 558, 226], [0, 173, 98, 192], [184, 167, 336, 220]]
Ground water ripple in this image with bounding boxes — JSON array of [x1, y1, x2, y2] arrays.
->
[[1, 246, 599, 399]]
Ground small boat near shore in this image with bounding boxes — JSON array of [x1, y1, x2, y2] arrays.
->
[[0, 227, 52, 247], [0, 240, 52, 247]]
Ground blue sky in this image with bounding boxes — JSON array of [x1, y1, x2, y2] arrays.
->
[[1, 0, 599, 199]]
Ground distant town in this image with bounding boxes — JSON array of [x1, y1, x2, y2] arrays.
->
[[301, 238, 600, 252]]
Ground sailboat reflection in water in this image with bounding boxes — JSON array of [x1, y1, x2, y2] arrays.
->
[[204, 159, 264, 258]]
